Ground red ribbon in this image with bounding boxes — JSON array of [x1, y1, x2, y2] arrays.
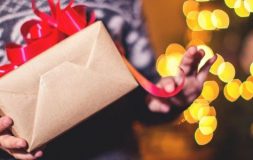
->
[[0, 0, 185, 98]]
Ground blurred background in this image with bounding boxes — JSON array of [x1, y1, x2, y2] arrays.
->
[[133, 0, 253, 160]]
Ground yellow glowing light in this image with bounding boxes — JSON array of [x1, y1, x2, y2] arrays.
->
[[244, 0, 253, 12], [184, 109, 198, 124], [189, 102, 203, 120], [217, 62, 236, 83], [224, 79, 241, 102], [197, 106, 210, 121], [186, 11, 203, 31], [247, 76, 253, 82], [156, 54, 168, 77], [194, 98, 209, 105], [224, 0, 241, 8], [201, 81, 220, 102], [188, 99, 210, 121], [183, 0, 199, 16], [240, 81, 253, 100], [199, 116, 217, 135], [250, 63, 253, 75], [197, 45, 214, 70], [165, 43, 186, 55], [210, 54, 224, 75], [235, 0, 251, 17], [156, 53, 183, 77], [195, 128, 213, 145], [198, 10, 216, 30], [208, 107, 217, 116], [211, 9, 230, 29]]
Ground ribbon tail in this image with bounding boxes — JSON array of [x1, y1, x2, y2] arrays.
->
[[122, 57, 185, 98]]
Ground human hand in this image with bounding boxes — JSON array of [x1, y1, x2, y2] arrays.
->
[[0, 116, 43, 160], [147, 46, 217, 113]]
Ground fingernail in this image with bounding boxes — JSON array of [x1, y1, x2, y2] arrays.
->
[[35, 151, 43, 158], [3, 118, 12, 127], [160, 105, 170, 113], [17, 140, 26, 147], [165, 85, 174, 92]]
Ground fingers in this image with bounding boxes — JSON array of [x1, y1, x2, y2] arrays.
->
[[197, 54, 217, 84], [180, 46, 205, 75], [0, 116, 44, 160], [0, 116, 13, 132], [10, 149, 43, 160], [157, 77, 176, 92], [147, 97, 171, 113], [0, 135, 27, 149]]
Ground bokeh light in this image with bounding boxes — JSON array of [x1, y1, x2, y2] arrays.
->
[[201, 81, 220, 102], [224, 0, 241, 9], [224, 79, 241, 102], [189, 101, 205, 120], [199, 116, 217, 135], [198, 10, 216, 30], [240, 81, 253, 100], [244, 0, 253, 12], [235, 0, 251, 17], [186, 11, 203, 31], [184, 109, 198, 124], [165, 43, 186, 55], [210, 54, 224, 75], [156, 44, 185, 77], [217, 62, 236, 83], [248, 75, 253, 82], [211, 9, 230, 29], [183, 0, 199, 16], [195, 128, 213, 145]]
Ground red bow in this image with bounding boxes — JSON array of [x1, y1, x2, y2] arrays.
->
[[1, 0, 95, 76]]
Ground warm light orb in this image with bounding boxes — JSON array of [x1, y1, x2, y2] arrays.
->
[[186, 11, 203, 31], [156, 53, 183, 77], [156, 54, 168, 77], [210, 54, 224, 75], [224, 79, 241, 102], [184, 109, 198, 124], [235, 0, 251, 17], [244, 0, 253, 12], [211, 9, 230, 29], [201, 81, 220, 102], [197, 45, 214, 70], [217, 62, 236, 83], [248, 76, 253, 82], [198, 10, 216, 30], [208, 107, 217, 116], [183, 0, 199, 16], [165, 43, 185, 55], [199, 116, 217, 135], [224, 0, 241, 8], [189, 102, 204, 120], [195, 128, 213, 145], [197, 106, 211, 121], [240, 81, 253, 100]]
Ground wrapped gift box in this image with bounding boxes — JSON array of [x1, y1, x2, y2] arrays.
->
[[0, 21, 138, 151]]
